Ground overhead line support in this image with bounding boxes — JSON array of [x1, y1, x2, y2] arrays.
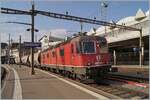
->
[[35, 10, 141, 32], [1, 6, 143, 68]]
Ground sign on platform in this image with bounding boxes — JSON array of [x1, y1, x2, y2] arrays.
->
[[24, 42, 41, 47]]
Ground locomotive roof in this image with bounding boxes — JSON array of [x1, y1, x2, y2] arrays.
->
[[41, 35, 106, 53]]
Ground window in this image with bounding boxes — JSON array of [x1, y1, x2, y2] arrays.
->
[[60, 48, 64, 56], [82, 41, 95, 54], [71, 44, 74, 54], [76, 42, 81, 54], [47, 53, 49, 58], [99, 38, 107, 47], [99, 38, 108, 53], [52, 51, 55, 57], [43, 54, 45, 59]]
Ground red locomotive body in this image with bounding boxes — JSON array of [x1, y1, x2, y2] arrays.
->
[[41, 35, 111, 81]]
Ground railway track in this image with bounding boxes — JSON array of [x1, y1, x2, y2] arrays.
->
[[107, 72, 149, 83], [89, 83, 148, 99], [34, 65, 149, 99], [89, 73, 149, 99]]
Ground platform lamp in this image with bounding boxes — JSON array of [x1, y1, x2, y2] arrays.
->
[[135, 14, 145, 67], [27, 28, 39, 32]]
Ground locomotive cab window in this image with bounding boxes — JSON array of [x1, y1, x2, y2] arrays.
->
[[99, 38, 108, 53], [60, 48, 64, 56], [76, 42, 82, 54], [82, 41, 95, 54], [99, 39, 107, 47]]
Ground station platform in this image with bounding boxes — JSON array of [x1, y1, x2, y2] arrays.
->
[[110, 65, 149, 79], [1, 64, 110, 99], [112, 65, 149, 68]]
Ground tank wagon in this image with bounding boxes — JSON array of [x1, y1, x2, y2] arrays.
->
[[29, 51, 41, 66], [41, 35, 111, 81], [20, 51, 41, 66], [21, 55, 29, 65]]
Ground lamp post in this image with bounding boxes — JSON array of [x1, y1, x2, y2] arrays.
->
[[139, 28, 144, 67], [4, 21, 38, 74], [26, 21, 39, 75], [19, 35, 21, 67]]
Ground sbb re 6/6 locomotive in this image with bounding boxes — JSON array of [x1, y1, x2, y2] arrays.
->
[[40, 35, 111, 81]]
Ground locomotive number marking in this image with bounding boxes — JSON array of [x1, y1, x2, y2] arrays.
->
[[96, 55, 101, 61]]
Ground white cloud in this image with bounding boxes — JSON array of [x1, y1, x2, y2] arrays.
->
[[0, 12, 73, 43], [0, 23, 28, 42], [39, 28, 74, 39]]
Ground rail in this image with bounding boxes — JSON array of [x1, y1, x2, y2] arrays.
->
[[107, 73, 149, 83]]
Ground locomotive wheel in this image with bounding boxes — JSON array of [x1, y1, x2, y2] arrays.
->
[[66, 71, 71, 78], [62, 70, 66, 76], [45, 67, 48, 71], [49, 68, 53, 72], [72, 73, 77, 80]]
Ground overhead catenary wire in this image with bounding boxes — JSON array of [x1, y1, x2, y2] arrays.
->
[[1, 5, 143, 68], [1, 7, 141, 31]]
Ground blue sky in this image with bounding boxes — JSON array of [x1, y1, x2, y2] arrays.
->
[[0, 0, 149, 43]]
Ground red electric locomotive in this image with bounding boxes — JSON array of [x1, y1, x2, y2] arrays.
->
[[41, 35, 111, 82]]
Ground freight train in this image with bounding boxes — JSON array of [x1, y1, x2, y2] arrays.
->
[[17, 35, 111, 82]]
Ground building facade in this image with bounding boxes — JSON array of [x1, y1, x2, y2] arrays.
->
[[87, 9, 149, 65]]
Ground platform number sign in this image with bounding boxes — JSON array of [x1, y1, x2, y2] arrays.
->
[[24, 42, 41, 47]]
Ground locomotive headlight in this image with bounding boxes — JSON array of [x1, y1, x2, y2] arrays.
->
[[87, 62, 91, 66], [110, 68, 112, 71], [96, 44, 99, 47]]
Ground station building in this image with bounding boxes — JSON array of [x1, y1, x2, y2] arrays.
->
[[39, 35, 63, 51], [1, 43, 8, 64], [87, 9, 149, 65]]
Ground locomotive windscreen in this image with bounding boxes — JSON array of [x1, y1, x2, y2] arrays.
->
[[82, 41, 95, 54]]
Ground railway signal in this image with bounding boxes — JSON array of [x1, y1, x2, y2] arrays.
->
[[1, 3, 144, 74]]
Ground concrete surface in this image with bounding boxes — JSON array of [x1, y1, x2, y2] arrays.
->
[[1, 64, 109, 99]]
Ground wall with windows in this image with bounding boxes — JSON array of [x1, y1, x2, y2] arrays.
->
[[87, 10, 149, 65]]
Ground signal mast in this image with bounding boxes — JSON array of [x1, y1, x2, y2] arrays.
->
[[100, 1, 109, 36]]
